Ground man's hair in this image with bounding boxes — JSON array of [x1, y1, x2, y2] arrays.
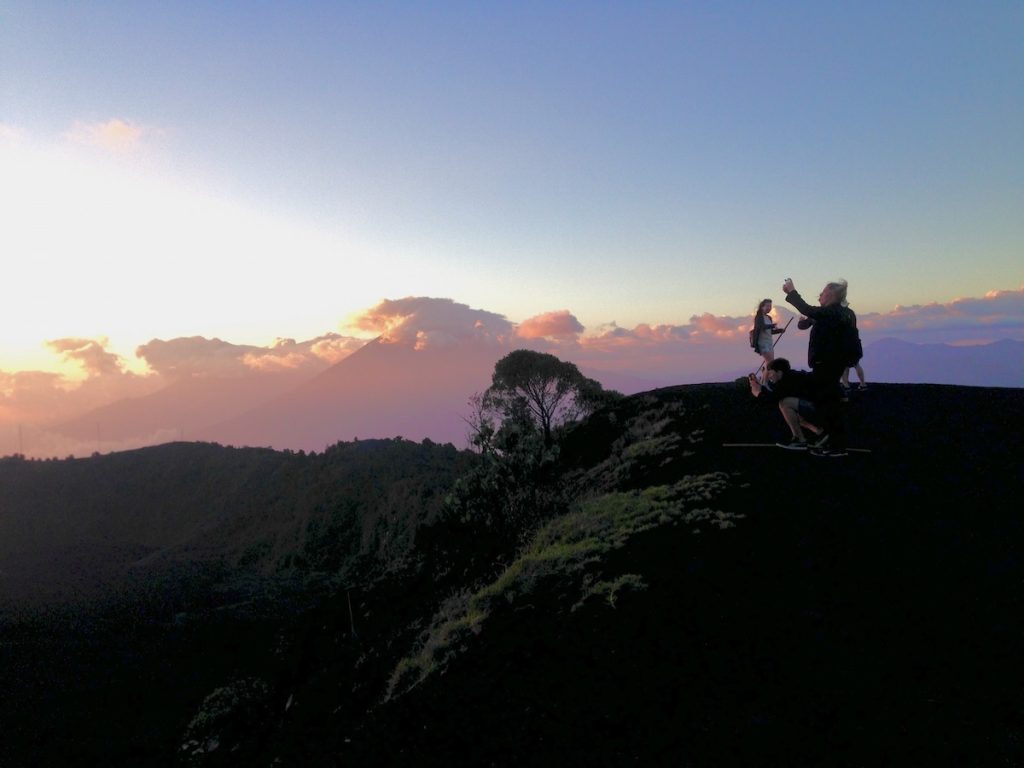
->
[[767, 358, 791, 373], [828, 279, 848, 307]]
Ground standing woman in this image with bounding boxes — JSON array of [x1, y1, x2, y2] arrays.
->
[[753, 298, 784, 382]]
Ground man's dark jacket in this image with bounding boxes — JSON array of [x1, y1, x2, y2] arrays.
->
[[784, 290, 856, 370]]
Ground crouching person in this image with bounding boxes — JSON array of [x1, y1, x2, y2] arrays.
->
[[748, 358, 828, 451]]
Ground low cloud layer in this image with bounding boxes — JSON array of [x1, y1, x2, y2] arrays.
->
[[2, 287, 1021, 453], [0, 332, 367, 433], [135, 333, 362, 379], [856, 288, 1024, 343]]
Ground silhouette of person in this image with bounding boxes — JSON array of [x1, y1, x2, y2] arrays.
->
[[748, 358, 827, 450], [783, 278, 855, 456], [752, 298, 785, 383], [797, 292, 866, 395], [842, 362, 867, 392]]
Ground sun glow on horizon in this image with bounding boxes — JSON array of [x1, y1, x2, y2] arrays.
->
[[0, 126, 400, 372]]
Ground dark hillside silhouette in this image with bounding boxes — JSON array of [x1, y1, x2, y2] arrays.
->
[[346, 382, 1024, 766], [2, 382, 1022, 766]]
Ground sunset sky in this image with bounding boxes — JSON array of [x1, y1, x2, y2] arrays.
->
[[2, 2, 1022, 384]]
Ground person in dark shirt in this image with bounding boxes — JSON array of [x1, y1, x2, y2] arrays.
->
[[748, 358, 828, 450], [782, 277, 855, 456]]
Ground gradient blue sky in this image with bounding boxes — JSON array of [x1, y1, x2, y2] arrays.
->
[[2, 1, 1022, 373]]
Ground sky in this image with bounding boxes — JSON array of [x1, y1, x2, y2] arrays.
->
[[2, 1, 1023, 388]]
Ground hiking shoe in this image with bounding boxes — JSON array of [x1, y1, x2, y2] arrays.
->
[[776, 437, 809, 451], [810, 446, 848, 457], [812, 431, 830, 448]]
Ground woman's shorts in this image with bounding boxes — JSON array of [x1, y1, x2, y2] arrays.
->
[[756, 337, 774, 354]]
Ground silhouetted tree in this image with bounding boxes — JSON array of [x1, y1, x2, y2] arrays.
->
[[482, 350, 618, 447], [446, 351, 620, 547]]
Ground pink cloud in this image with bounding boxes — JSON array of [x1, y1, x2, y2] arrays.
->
[[0, 363, 162, 429], [241, 334, 365, 371], [687, 313, 750, 341], [517, 310, 584, 339], [309, 334, 365, 364], [351, 297, 515, 349], [0, 370, 67, 423], [135, 334, 365, 378], [570, 313, 758, 384], [856, 287, 1024, 342], [136, 337, 267, 378]]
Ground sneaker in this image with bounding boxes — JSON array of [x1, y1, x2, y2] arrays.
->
[[857, 384, 868, 391], [812, 431, 830, 448], [776, 437, 809, 451], [810, 446, 848, 457]]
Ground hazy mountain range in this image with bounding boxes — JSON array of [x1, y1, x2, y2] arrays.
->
[[24, 337, 1024, 458]]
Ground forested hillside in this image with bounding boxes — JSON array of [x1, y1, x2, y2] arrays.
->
[[2, 382, 1022, 767]]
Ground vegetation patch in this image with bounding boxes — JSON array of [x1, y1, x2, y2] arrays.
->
[[386, 471, 737, 699], [576, 573, 647, 610], [179, 677, 273, 767]]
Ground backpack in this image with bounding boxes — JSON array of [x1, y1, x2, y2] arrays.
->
[[749, 328, 757, 349], [839, 311, 863, 366]]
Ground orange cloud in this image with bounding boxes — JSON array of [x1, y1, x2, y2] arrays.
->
[[46, 337, 124, 377], [0, 359, 161, 429], [517, 310, 584, 339], [66, 119, 144, 152]]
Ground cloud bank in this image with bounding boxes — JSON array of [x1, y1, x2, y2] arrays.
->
[[2, 288, 1021, 451], [135, 333, 363, 379], [856, 288, 1024, 343]]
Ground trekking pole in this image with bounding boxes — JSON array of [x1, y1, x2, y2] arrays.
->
[[753, 317, 793, 378]]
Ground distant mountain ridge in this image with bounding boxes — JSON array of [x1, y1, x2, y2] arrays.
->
[[861, 337, 1023, 387], [53, 370, 315, 445], [196, 338, 503, 450], [40, 337, 1022, 457]]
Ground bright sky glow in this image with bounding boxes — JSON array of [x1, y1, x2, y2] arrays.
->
[[1, 1, 1022, 375]]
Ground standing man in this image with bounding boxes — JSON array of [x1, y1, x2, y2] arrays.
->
[[782, 278, 855, 457]]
